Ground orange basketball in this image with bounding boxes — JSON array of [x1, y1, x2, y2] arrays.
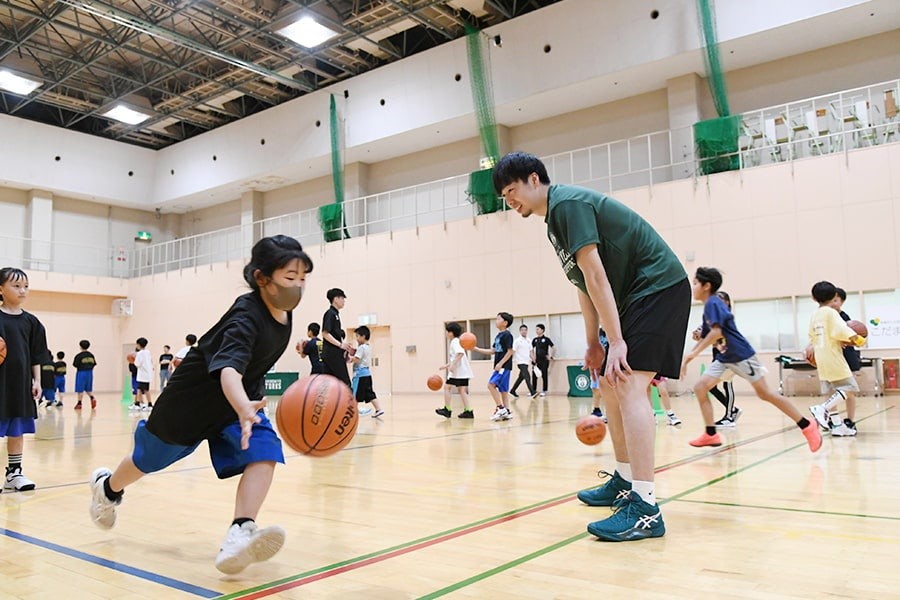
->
[[172, 357, 182, 368], [427, 374, 443, 391], [847, 319, 868, 338], [0, 337, 6, 366], [459, 332, 476, 351], [575, 415, 607, 446], [276, 374, 358, 457], [126, 352, 136, 363]]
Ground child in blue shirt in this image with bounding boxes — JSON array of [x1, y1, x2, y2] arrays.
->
[[681, 267, 822, 451]]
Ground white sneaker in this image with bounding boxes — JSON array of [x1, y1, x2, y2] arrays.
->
[[215, 522, 286, 574], [501, 407, 513, 420], [89, 467, 120, 529], [808, 404, 829, 431], [830, 423, 857, 437], [490, 407, 508, 422], [4, 468, 36, 492], [539, 392, 547, 397], [666, 413, 682, 426]]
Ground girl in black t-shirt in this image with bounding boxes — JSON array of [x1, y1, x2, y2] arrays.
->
[[0, 267, 48, 492], [88, 236, 313, 575]]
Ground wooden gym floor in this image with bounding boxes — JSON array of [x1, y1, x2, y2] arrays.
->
[[1, 391, 897, 599]]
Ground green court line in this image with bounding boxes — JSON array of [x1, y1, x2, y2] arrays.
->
[[416, 444, 801, 599], [674, 498, 900, 521], [415, 404, 896, 600], [220, 406, 894, 599]]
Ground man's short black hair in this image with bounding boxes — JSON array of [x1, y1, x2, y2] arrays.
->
[[695, 267, 723, 293], [79, 339, 90, 349], [136, 337, 148, 348], [327, 288, 346, 303], [812, 281, 838, 303], [492, 151, 551, 195], [535, 323, 545, 331], [186, 334, 197, 345]]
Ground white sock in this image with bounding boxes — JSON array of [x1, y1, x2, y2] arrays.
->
[[616, 461, 632, 482], [631, 480, 656, 505], [821, 390, 846, 412]]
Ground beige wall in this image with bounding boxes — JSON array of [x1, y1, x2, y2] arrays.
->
[[25, 141, 899, 395], [725, 30, 900, 115]]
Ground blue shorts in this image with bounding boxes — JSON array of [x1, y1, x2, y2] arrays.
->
[[55, 375, 66, 393], [0, 418, 36, 437], [42, 388, 56, 401], [131, 413, 285, 479], [75, 371, 94, 393], [488, 369, 511, 393]]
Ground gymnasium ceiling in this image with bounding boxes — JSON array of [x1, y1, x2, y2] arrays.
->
[[0, 0, 561, 149]]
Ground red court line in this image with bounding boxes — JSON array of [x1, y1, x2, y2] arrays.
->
[[228, 427, 787, 599]]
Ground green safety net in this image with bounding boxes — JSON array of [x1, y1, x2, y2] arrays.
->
[[696, 0, 730, 118], [318, 203, 344, 243], [319, 94, 348, 241], [465, 24, 502, 213], [467, 169, 504, 215], [693, 0, 738, 175], [694, 115, 741, 175]]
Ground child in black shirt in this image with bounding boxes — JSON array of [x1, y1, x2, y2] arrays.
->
[[89, 236, 314, 574]]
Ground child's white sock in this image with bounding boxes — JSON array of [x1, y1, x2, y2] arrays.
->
[[631, 480, 656, 505], [616, 461, 632, 482]]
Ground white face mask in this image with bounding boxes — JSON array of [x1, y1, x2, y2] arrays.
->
[[268, 281, 303, 311]]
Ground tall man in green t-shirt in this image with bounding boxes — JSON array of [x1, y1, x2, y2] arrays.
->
[[493, 152, 691, 541]]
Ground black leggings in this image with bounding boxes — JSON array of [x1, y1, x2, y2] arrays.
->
[[709, 380, 736, 419], [321, 351, 351, 387], [532, 357, 550, 392], [510, 364, 535, 395]]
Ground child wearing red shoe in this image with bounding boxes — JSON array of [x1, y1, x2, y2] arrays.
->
[[681, 267, 822, 452]]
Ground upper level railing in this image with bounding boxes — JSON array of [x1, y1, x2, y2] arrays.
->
[[3, 78, 899, 279]]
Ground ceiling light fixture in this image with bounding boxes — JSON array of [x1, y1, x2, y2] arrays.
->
[[102, 104, 153, 125], [277, 16, 339, 48], [0, 68, 42, 96]]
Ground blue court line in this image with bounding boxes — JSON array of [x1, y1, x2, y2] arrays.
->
[[0, 527, 220, 598]]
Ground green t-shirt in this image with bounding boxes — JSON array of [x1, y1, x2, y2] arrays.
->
[[545, 184, 686, 315]]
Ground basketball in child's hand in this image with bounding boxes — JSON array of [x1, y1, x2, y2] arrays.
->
[[575, 415, 607, 446], [847, 320, 868, 338], [427, 374, 443, 391], [0, 337, 6, 366], [276, 374, 357, 457], [126, 352, 136, 363], [459, 332, 476, 351], [172, 357, 182, 368]]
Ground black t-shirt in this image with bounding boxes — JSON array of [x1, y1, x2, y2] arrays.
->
[[303, 337, 323, 373], [73, 351, 97, 371], [493, 330, 514, 369], [128, 362, 137, 376], [159, 353, 174, 369], [54, 360, 66, 376], [839, 310, 862, 372], [146, 291, 292, 446], [0, 310, 48, 419], [322, 306, 344, 357], [40, 361, 56, 389], [532, 335, 554, 360]]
